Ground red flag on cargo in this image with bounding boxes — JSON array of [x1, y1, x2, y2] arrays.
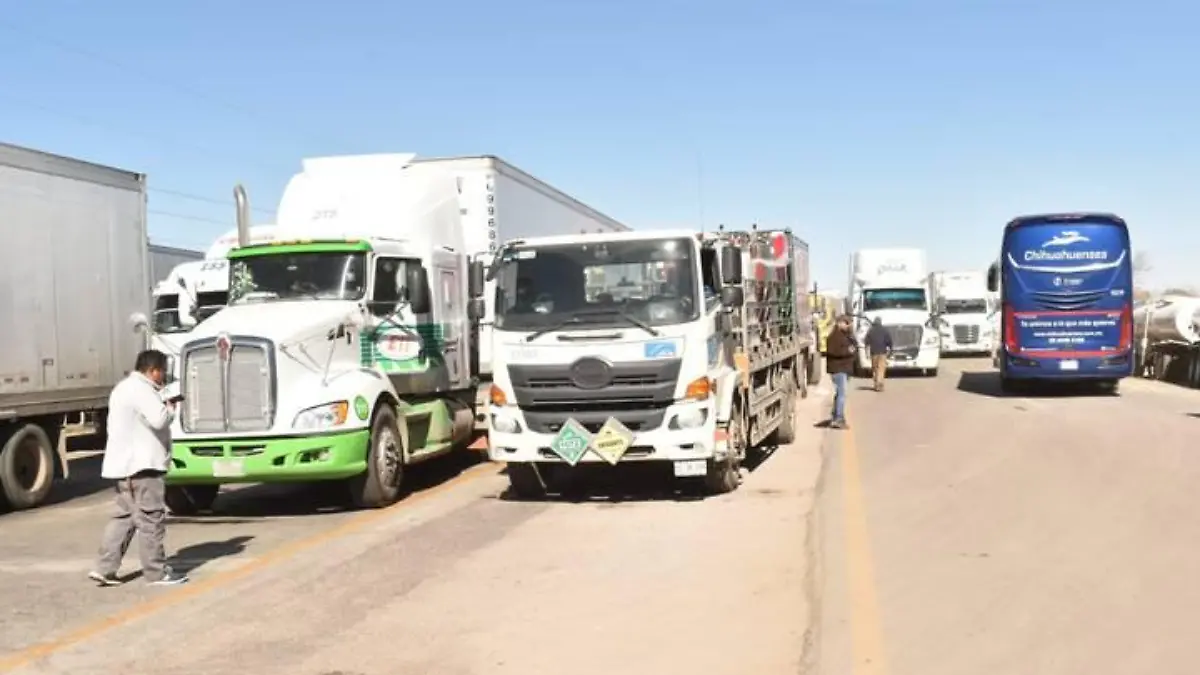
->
[[753, 233, 790, 281]]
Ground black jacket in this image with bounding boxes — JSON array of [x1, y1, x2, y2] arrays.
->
[[825, 328, 857, 375], [865, 323, 893, 355]]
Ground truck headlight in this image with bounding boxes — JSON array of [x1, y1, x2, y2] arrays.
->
[[671, 406, 708, 429], [293, 401, 349, 430], [922, 331, 940, 346], [491, 413, 521, 433]]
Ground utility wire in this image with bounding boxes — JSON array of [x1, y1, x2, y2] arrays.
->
[[147, 209, 233, 227], [151, 186, 276, 215]]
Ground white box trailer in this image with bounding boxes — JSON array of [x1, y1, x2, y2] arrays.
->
[[0, 142, 151, 509], [409, 156, 630, 382]]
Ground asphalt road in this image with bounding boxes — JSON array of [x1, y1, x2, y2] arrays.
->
[[818, 357, 1200, 675], [6, 357, 1198, 675], [0, 384, 827, 675]]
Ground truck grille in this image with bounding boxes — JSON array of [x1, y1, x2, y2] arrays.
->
[[508, 359, 680, 434], [953, 324, 980, 344], [890, 324, 923, 350], [181, 337, 276, 433]]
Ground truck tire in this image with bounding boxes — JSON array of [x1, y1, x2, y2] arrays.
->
[[807, 352, 823, 387], [506, 464, 546, 499], [0, 424, 56, 510], [772, 388, 798, 446], [349, 405, 404, 509], [796, 359, 809, 400], [164, 485, 219, 515], [705, 401, 744, 495]]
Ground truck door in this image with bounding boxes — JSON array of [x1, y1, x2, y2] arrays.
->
[[438, 267, 465, 386]]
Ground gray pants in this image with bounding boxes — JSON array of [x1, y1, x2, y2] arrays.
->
[[95, 471, 169, 582]]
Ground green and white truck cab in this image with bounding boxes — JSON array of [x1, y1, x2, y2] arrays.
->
[[164, 169, 486, 513], [485, 229, 765, 496]]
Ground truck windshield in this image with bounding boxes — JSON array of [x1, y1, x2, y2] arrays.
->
[[943, 299, 988, 314], [152, 295, 186, 334], [863, 288, 927, 311], [494, 237, 699, 330], [229, 252, 367, 304]]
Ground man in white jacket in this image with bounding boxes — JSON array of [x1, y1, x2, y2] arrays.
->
[[88, 349, 189, 586]]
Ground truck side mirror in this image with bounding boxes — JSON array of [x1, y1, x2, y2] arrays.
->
[[720, 286, 744, 308], [936, 297, 947, 314], [986, 263, 999, 292], [405, 266, 432, 314], [468, 260, 485, 298], [468, 297, 486, 321], [720, 247, 743, 285]]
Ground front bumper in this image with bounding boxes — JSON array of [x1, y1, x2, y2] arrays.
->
[[941, 339, 994, 355], [999, 349, 1134, 380], [487, 401, 720, 465], [167, 428, 370, 484], [862, 344, 940, 370]]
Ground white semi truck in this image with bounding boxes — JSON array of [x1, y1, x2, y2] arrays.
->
[[150, 224, 278, 381], [0, 142, 151, 510], [847, 248, 942, 376], [162, 153, 627, 513], [485, 226, 814, 497], [928, 270, 995, 356]]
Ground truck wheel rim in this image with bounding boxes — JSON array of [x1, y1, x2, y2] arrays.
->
[[13, 435, 47, 492], [376, 428, 400, 484]]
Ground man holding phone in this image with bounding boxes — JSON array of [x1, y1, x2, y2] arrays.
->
[[88, 349, 189, 586]]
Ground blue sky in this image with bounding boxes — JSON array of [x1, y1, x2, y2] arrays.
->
[[2, 0, 1198, 290]]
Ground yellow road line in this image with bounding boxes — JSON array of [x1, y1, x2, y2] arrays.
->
[[0, 462, 498, 673], [842, 421, 891, 674]]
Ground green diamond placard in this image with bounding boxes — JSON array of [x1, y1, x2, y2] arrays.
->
[[549, 418, 591, 466], [590, 418, 635, 465]]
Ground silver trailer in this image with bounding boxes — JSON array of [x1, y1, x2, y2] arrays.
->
[[0, 142, 151, 509]]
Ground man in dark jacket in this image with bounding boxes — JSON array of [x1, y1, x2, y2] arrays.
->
[[864, 317, 893, 392], [824, 314, 858, 429]]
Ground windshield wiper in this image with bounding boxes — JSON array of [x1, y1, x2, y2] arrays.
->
[[592, 307, 660, 337], [524, 316, 584, 342], [524, 307, 660, 342]]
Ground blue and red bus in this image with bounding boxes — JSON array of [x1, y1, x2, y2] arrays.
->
[[986, 212, 1134, 394]]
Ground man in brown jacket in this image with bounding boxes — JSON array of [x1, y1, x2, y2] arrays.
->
[[825, 314, 858, 429]]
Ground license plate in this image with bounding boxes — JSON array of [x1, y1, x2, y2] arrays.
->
[[673, 459, 707, 477], [1059, 360, 1079, 371], [211, 458, 245, 478]]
